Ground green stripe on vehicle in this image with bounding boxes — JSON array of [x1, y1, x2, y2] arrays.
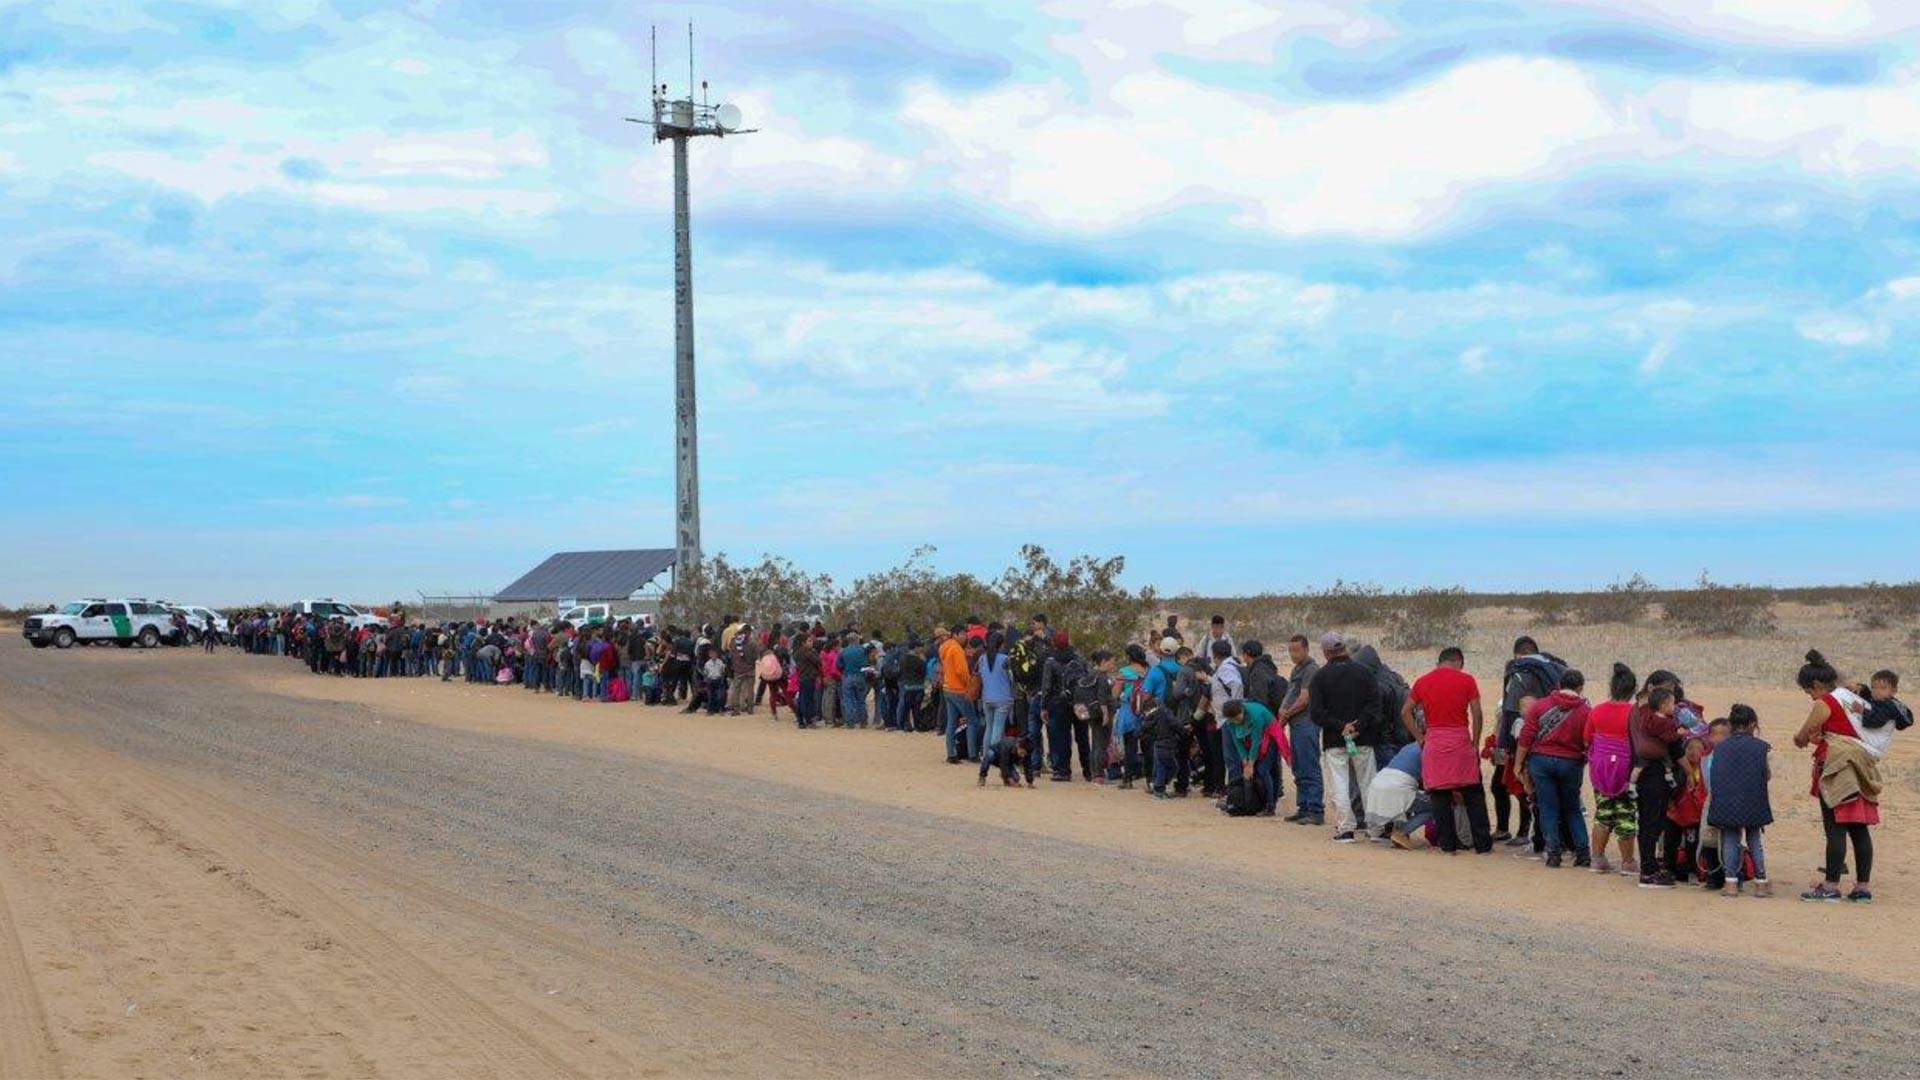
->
[[111, 615, 132, 637]]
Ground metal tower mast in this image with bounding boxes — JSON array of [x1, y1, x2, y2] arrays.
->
[[628, 25, 752, 574]]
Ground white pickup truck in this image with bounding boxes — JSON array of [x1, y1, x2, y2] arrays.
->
[[556, 603, 654, 630], [288, 599, 388, 630], [22, 599, 180, 649]]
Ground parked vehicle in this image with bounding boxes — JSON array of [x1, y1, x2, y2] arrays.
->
[[22, 599, 178, 649], [287, 599, 386, 630]]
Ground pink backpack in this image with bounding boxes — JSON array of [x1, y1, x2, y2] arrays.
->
[[757, 652, 783, 681], [1589, 731, 1633, 798], [606, 676, 630, 703]]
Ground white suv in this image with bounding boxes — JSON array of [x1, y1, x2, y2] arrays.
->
[[23, 599, 179, 649], [289, 599, 386, 629]]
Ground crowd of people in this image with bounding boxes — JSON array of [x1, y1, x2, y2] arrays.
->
[[225, 607, 1908, 903]]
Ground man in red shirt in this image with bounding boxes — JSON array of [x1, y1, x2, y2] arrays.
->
[[1404, 647, 1492, 853]]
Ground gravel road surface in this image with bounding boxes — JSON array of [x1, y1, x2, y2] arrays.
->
[[0, 641, 1912, 1078]]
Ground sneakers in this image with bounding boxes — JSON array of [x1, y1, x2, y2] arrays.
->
[[1489, 830, 1513, 843], [1151, 789, 1171, 800], [1800, 883, 1843, 903], [1544, 852, 1564, 869], [1369, 830, 1394, 844], [1638, 872, 1677, 889], [1293, 814, 1324, 827], [1572, 852, 1592, 869], [1616, 859, 1640, 878], [1502, 835, 1532, 848], [1512, 849, 1542, 861], [976, 775, 986, 787], [1753, 880, 1774, 899], [1282, 810, 1307, 823], [1331, 831, 1358, 843], [1847, 888, 1874, 904], [1591, 857, 1613, 875]]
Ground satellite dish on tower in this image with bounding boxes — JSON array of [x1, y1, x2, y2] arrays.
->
[[715, 103, 742, 132]]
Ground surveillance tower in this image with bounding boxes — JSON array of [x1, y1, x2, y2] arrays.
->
[[627, 25, 753, 575]]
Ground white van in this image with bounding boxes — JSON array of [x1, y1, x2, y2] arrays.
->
[[556, 604, 654, 630], [23, 599, 179, 649]]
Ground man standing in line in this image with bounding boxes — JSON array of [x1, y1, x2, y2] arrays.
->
[[1203, 638, 1242, 797], [1279, 634, 1322, 826], [938, 626, 975, 762], [1309, 631, 1383, 843], [1010, 614, 1050, 775], [1196, 614, 1233, 663]]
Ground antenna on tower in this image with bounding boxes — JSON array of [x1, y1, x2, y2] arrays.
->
[[621, 26, 758, 575]]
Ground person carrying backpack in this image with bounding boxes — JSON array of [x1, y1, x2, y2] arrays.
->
[[1585, 663, 1641, 875], [1514, 669, 1594, 868], [1040, 631, 1094, 781], [1011, 615, 1050, 775]]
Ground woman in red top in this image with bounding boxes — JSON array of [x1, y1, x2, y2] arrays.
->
[[1793, 650, 1875, 902]]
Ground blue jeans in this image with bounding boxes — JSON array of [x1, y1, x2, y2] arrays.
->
[[944, 695, 978, 759], [896, 686, 923, 730], [1720, 825, 1766, 883], [877, 684, 899, 729], [1528, 754, 1590, 856], [1289, 719, 1323, 816], [841, 674, 868, 727], [1223, 740, 1284, 813], [524, 658, 545, 689], [1151, 742, 1184, 790], [796, 677, 818, 726], [981, 701, 1011, 750]]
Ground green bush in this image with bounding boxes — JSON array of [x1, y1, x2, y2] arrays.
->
[[1301, 580, 1387, 630], [839, 545, 1002, 641], [660, 553, 836, 630], [1518, 591, 1574, 626]]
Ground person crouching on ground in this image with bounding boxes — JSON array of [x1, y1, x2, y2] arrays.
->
[[979, 732, 1035, 787], [1219, 699, 1284, 816]]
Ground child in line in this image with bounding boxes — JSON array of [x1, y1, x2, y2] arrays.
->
[[1695, 718, 1732, 888], [701, 645, 728, 715], [979, 732, 1035, 787], [1707, 704, 1773, 897], [1667, 735, 1708, 882], [1145, 700, 1190, 798]]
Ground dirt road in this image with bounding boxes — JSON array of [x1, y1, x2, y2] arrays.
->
[[0, 638, 1914, 1078]]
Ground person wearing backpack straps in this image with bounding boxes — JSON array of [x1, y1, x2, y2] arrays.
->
[[1514, 668, 1594, 868], [1584, 663, 1641, 875], [1012, 614, 1051, 776], [1039, 630, 1089, 781]]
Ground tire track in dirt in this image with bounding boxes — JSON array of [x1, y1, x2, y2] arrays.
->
[[0, 860, 60, 1080]]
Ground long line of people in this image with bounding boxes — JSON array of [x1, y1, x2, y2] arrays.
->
[[226, 608, 1906, 902]]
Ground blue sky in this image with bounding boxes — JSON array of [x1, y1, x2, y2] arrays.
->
[[4, 0, 1919, 605]]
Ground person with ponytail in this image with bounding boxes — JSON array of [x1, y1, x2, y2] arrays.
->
[[1793, 650, 1879, 903], [1585, 663, 1640, 876]]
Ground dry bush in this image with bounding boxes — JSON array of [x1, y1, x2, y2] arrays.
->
[[1383, 587, 1471, 649], [1575, 573, 1655, 624], [1301, 580, 1387, 630], [994, 544, 1156, 652], [661, 553, 836, 630], [1518, 591, 1575, 626], [1850, 581, 1920, 630], [1228, 593, 1316, 645], [1660, 572, 1777, 637]]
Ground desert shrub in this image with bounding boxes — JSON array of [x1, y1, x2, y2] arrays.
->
[[1518, 591, 1574, 626], [1660, 572, 1777, 637], [660, 553, 837, 630], [1849, 580, 1920, 630], [1229, 593, 1316, 645], [1908, 627, 1920, 653], [0, 603, 53, 623], [1382, 587, 1471, 649], [1301, 580, 1387, 630], [840, 545, 1003, 641], [995, 544, 1156, 652], [1575, 573, 1655, 625]]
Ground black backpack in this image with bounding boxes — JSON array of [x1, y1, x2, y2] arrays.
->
[[880, 646, 903, 681], [1010, 636, 1042, 687], [1067, 663, 1106, 718], [1170, 667, 1203, 714], [1220, 776, 1261, 817]]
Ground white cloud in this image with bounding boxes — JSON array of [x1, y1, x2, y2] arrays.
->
[[327, 494, 407, 508], [1556, 0, 1919, 42], [1796, 313, 1886, 348], [903, 57, 1626, 238], [1459, 346, 1489, 374]]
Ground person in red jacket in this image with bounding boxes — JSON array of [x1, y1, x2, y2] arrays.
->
[[1515, 669, 1593, 868]]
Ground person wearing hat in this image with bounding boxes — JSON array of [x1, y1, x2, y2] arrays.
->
[[1039, 629, 1092, 781], [1308, 631, 1386, 842]]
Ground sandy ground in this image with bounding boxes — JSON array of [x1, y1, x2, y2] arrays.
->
[[0, 628, 1915, 1078]]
